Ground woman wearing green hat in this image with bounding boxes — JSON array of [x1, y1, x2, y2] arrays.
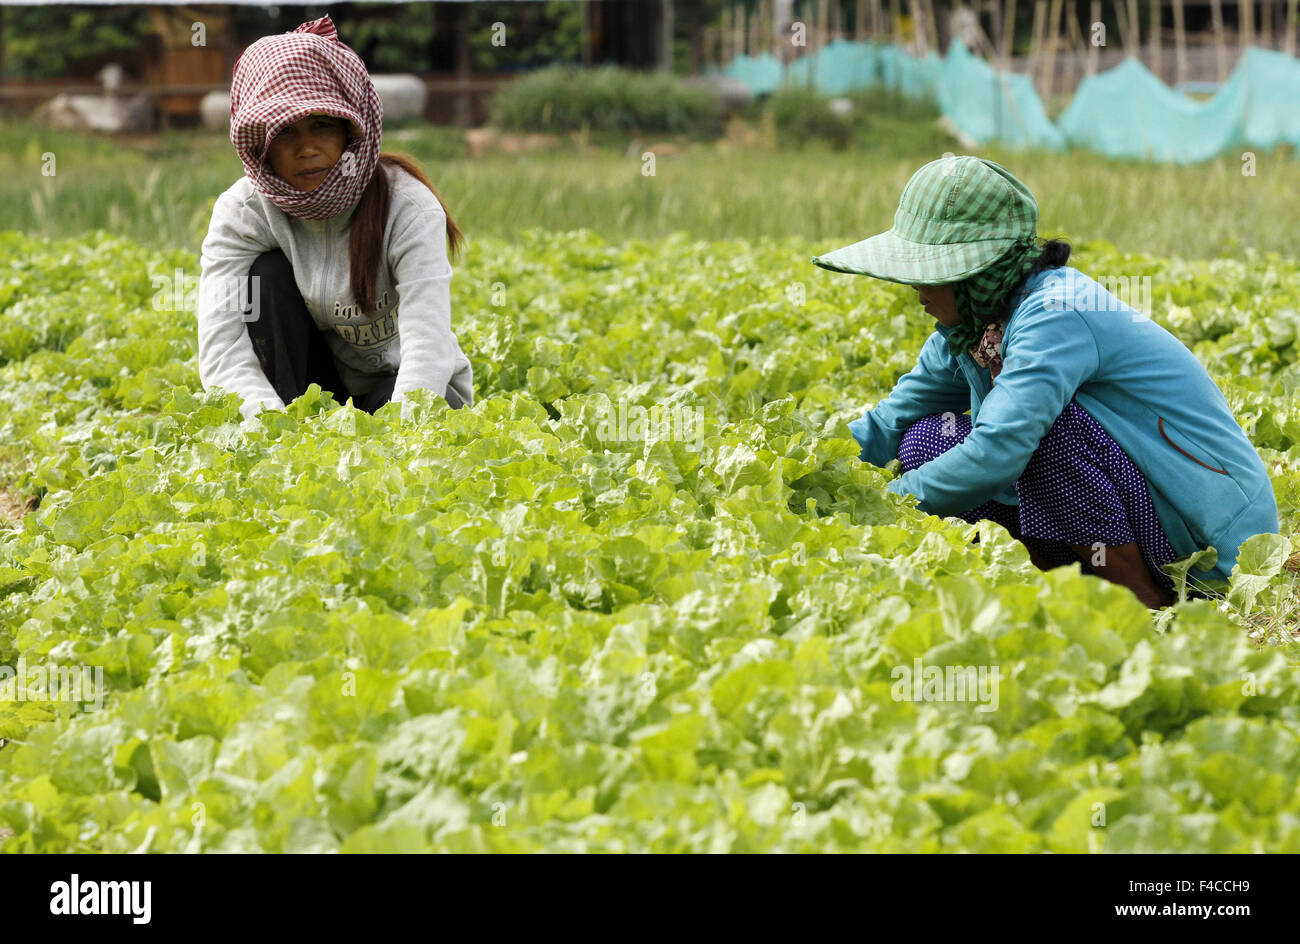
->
[[812, 155, 1278, 610]]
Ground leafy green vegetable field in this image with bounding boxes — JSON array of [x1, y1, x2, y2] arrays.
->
[[1, 229, 1299, 852]]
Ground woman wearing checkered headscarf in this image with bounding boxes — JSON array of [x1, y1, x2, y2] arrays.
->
[[197, 15, 473, 421], [811, 156, 1278, 610], [228, 13, 383, 219]]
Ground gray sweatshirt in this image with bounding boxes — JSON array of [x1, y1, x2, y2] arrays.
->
[[197, 161, 474, 420]]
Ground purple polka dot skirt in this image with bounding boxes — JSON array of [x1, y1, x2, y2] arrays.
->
[[898, 399, 1179, 590]]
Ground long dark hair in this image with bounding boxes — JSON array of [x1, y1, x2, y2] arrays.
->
[[348, 153, 464, 319], [994, 238, 1071, 322]]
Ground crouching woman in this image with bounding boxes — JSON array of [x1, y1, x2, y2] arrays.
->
[[811, 156, 1279, 609], [197, 15, 473, 421]]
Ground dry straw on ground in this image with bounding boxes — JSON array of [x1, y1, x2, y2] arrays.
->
[[0, 488, 35, 528]]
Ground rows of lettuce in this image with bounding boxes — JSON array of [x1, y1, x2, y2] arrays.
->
[[0, 230, 1297, 852]]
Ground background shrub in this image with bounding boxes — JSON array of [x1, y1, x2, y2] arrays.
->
[[765, 85, 957, 153], [766, 85, 853, 150], [490, 66, 725, 137]]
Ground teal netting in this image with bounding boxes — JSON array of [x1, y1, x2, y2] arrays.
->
[[721, 38, 1300, 161]]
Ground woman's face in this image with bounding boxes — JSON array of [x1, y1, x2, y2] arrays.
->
[[915, 284, 959, 327], [266, 113, 350, 192]]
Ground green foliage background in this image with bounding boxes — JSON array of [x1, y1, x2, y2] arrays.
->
[[1, 6, 151, 80]]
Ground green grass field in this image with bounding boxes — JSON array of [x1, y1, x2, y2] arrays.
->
[[1, 118, 1297, 258]]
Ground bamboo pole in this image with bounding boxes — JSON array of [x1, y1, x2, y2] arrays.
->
[[1001, 0, 1017, 67], [910, 0, 928, 52], [857, 0, 868, 38], [976, 6, 1000, 58], [1287, 0, 1298, 55], [1209, 0, 1227, 77], [1044, 0, 1064, 101], [1067, 6, 1088, 93], [1115, 0, 1133, 57], [1262, 0, 1274, 47], [1126, 0, 1140, 54], [871, 0, 883, 36], [1086, 0, 1101, 74], [1242, 0, 1255, 51], [1173, 0, 1188, 86], [925, 0, 940, 53], [1029, 0, 1047, 88], [1149, 0, 1162, 80]]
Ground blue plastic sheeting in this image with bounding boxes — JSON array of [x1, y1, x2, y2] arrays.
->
[[1061, 47, 1300, 160], [876, 43, 944, 100], [722, 51, 786, 95], [1236, 47, 1300, 151], [721, 38, 1300, 161], [1059, 57, 1247, 162], [938, 41, 1064, 150], [785, 39, 881, 93]]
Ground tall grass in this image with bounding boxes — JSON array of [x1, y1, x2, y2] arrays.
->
[[0, 118, 1297, 258]]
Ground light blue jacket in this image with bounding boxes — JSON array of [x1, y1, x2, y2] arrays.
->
[[851, 266, 1279, 583]]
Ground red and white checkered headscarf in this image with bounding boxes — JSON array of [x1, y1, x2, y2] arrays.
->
[[229, 15, 382, 220]]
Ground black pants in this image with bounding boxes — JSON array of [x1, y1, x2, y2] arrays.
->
[[245, 250, 396, 414]]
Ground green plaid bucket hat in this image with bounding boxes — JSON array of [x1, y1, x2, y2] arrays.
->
[[810, 156, 1039, 285]]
